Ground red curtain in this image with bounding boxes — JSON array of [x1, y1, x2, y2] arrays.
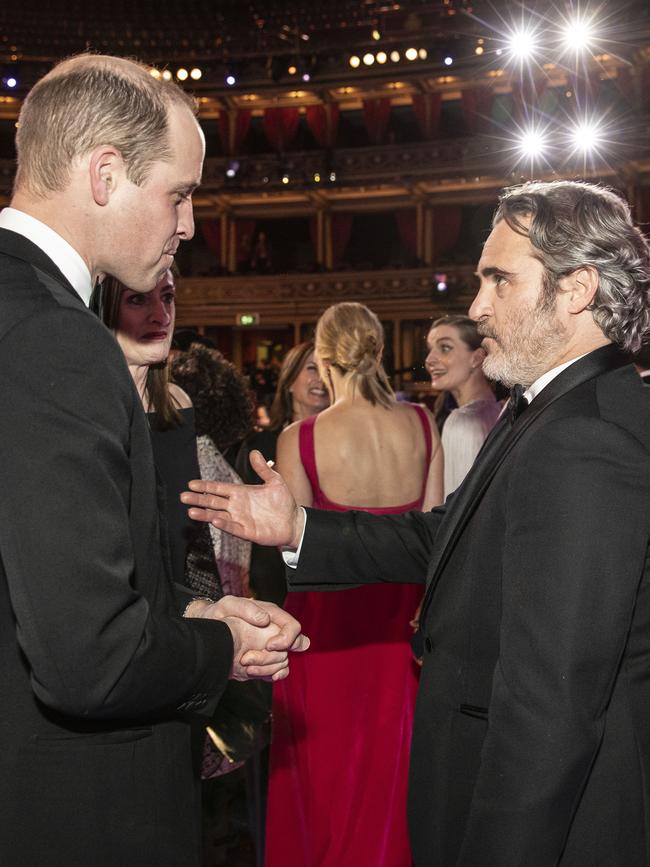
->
[[263, 107, 300, 152], [235, 219, 256, 267], [461, 87, 494, 135], [396, 210, 418, 258], [305, 103, 340, 148], [201, 220, 221, 264], [331, 214, 354, 268], [217, 109, 251, 154], [362, 98, 392, 145], [411, 93, 442, 139], [432, 206, 462, 263]]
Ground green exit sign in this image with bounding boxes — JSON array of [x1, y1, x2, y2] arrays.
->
[[237, 312, 260, 326]]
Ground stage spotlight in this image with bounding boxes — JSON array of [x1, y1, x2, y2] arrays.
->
[[190, 68, 202, 80], [516, 127, 548, 159], [444, 55, 454, 66], [225, 73, 237, 86], [302, 72, 311, 82], [435, 273, 448, 293], [281, 173, 290, 184], [562, 16, 595, 52], [5, 76, 17, 89], [225, 160, 240, 179], [349, 55, 361, 68], [376, 51, 387, 64], [390, 50, 401, 62], [149, 68, 161, 79], [475, 45, 484, 56], [506, 26, 538, 62], [176, 68, 189, 81], [363, 53, 375, 66], [313, 172, 321, 183], [570, 119, 603, 153], [372, 28, 381, 41], [418, 48, 428, 60], [405, 47, 418, 61], [162, 70, 173, 81], [288, 64, 297, 75]]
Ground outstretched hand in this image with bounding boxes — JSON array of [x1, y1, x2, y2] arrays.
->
[[180, 450, 305, 549]]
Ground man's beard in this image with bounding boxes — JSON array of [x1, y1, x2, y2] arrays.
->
[[478, 293, 567, 388]]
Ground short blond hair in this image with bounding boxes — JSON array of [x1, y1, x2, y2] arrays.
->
[[15, 54, 197, 198], [315, 302, 395, 409]]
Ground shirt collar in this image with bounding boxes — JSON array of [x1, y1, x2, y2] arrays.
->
[[524, 352, 590, 404], [0, 207, 93, 306]]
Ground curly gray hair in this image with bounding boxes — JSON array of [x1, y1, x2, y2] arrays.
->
[[493, 180, 650, 353]]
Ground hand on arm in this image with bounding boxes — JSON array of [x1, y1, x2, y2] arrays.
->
[[181, 450, 305, 548]]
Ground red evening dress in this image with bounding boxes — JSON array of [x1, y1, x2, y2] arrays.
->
[[265, 405, 432, 867]]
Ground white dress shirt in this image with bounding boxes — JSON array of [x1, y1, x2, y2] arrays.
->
[[0, 207, 93, 306]]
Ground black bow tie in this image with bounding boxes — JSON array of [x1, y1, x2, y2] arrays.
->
[[508, 384, 529, 424]]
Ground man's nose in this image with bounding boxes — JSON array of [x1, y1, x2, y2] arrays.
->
[[177, 199, 195, 241], [469, 283, 493, 321]]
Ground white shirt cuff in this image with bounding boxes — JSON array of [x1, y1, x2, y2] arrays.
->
[[281, 507, 307, 568]]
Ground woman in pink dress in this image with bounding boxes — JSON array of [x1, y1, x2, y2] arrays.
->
[[265, 302, 443, 867]]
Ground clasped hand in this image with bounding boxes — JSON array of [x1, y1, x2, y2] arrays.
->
[[186, 595, 310, 682]]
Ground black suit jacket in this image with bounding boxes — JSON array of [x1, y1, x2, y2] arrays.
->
[[292, 345, 650, 866], [0, 229, 233, 866]]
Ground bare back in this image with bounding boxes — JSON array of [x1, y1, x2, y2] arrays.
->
[[277, 398, 443, 511]]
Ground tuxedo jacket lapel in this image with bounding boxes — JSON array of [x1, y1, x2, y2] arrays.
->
[[421, 344, 630, 620]]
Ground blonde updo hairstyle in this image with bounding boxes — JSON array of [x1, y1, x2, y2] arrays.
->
[[315, 302, 395, 410]]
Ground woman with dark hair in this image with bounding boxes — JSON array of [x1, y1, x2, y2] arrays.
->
[[265, 302, 443, 867], [425, 314, 501, 497], [101, 269, 198, 582], [172, 345, 256, 599], [236, 341, 329, 605]]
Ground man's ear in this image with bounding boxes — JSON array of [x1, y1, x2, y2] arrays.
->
[[88, 145, 123, 206], [471, 346, 486, 369], [563, 266, 599, 314]]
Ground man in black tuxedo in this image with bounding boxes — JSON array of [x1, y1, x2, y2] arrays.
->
[[0, 54, 308, 867], [185, 180, 650, 865]]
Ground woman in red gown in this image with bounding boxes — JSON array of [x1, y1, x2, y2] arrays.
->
[[265, 302, 443, 867]]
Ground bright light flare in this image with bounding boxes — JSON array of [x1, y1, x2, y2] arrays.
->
[[569, 119, 604, 153], [505, 26, 539, 62], [516, 127, 549, 159], [562, 16, 596, 53]]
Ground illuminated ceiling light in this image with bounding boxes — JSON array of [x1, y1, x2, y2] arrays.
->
[[349, 55, 361, 68], [329, 171, 337, 182], [418, 48, 428, 60], [390, 50, 401, 62], [149, 68, 161, 79], [288, 64, 297, 75], [162, 70, 173, 81], [176, 68, 189, 81], [225, 73, 237, 86], [363, 52, 375, 66], [562, 16, 596, 52], [506, 26, 538, 62], [190, 67, 202, 80], [376, 51, 387, 64], [516, 126, 548, 159], [281, 173, 290, 184], [372, 28, 381, 41], [444, 55, 454, 66], [313, 172, 321, 182], [570, 119, 603, 153], [475, 45, 484, 55], [6, 77, 16, 88], [405, 47, 418, 61]]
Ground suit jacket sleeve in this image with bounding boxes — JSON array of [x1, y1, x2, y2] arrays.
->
[[0, 304, 233, 719], [290, 504, 445, 590], [456, 415, 650, 865]]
